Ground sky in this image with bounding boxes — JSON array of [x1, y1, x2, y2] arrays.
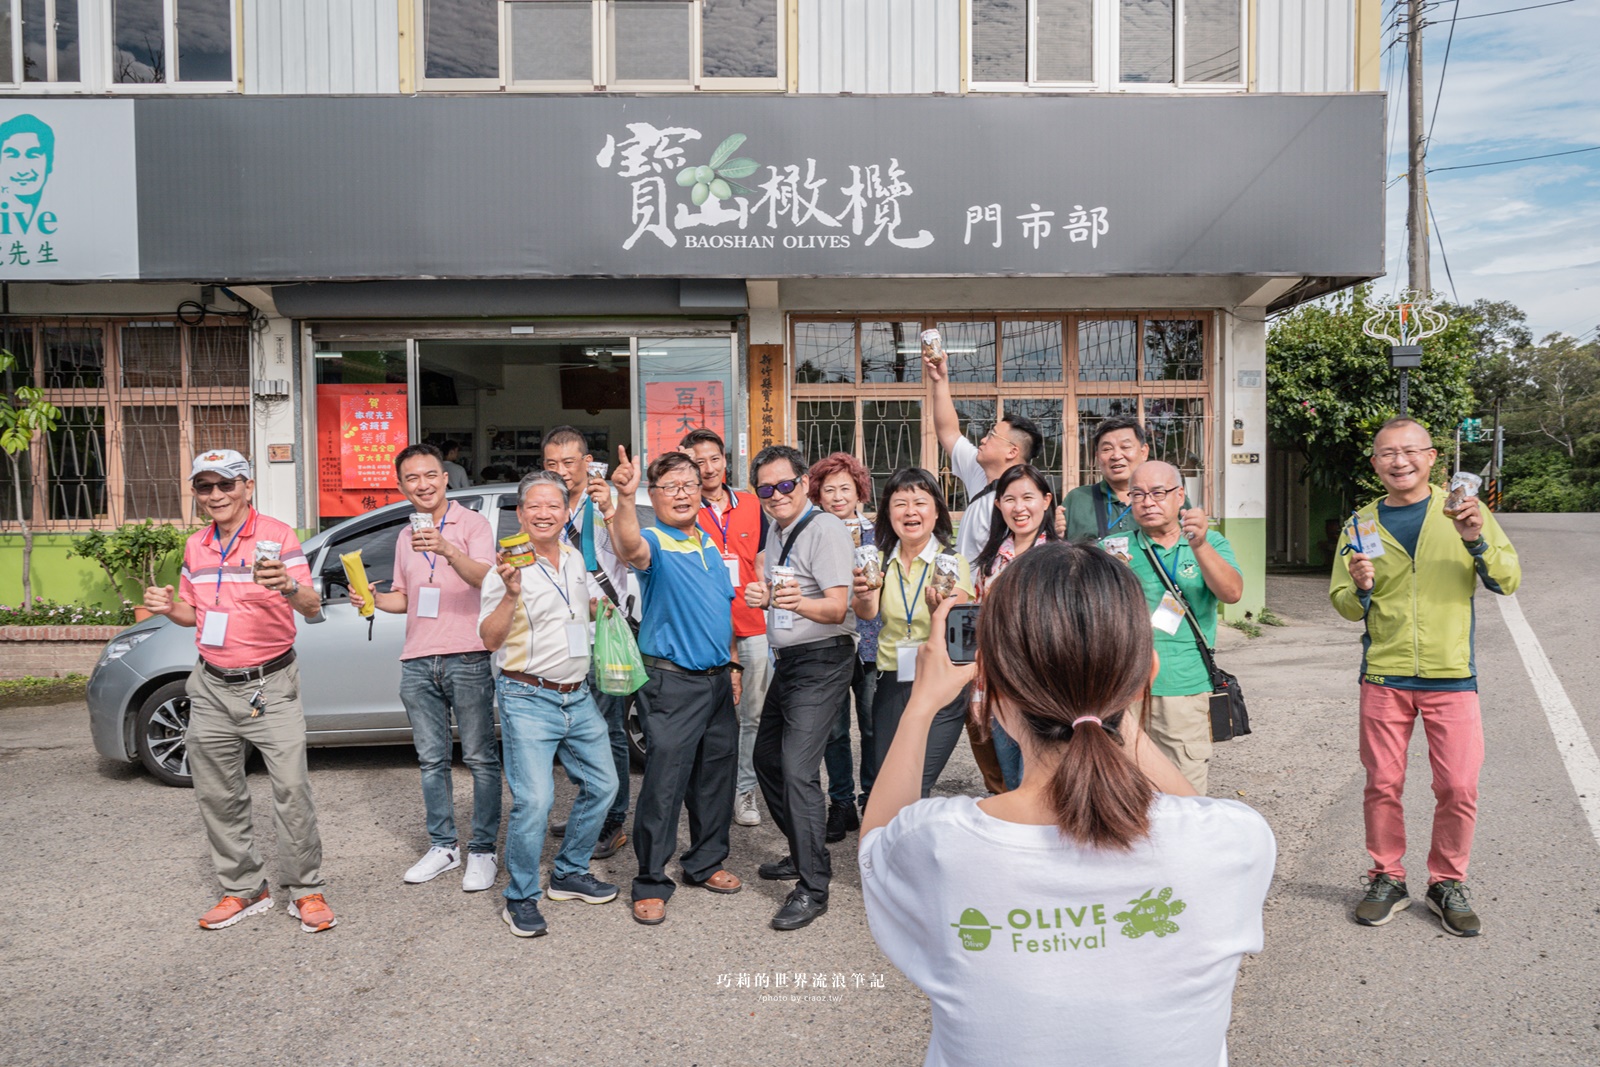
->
[[1380, 0, 1600, 343]]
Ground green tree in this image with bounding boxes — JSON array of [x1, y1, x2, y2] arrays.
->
[[1506, 333, 1600, 459], [1444, 297, 1531, 409], [1267, 285, 1476, 512], [0, 349, 62, 607]]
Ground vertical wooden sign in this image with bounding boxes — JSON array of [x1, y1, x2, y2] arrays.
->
[[747, 344, 787, 454]]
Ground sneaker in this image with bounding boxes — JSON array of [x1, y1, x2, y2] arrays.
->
[[825, 800, 860, 843], [591, 819, 627, 861], [734, 790, 761, 827], [547, 871, 620, 904], [1354, 873, 1410, 926], [1426, 879, 1481, 937], [502, 897, 548, 937], [403, 845, 460, 884], [288, 893, 338, 933], [198, 885, 273, 930], [462, 852, 497, 893]]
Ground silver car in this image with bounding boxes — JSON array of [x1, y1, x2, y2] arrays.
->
[[87, 484, 651, 787]]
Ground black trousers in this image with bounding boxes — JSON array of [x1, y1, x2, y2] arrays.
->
[[630, 668, 737, 903], [872, 675, 970, 797], [754, 641, 856, 898]]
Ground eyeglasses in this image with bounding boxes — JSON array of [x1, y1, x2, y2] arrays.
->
[[755, 479, 799, 499], [1128, 486, 1181, 503], [649, 481, 700, 497], [192, 479, 240, 496], [1373, 447, 1435, 462]]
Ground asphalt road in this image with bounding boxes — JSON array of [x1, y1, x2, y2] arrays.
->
[[1, 513, 1596, 1066]]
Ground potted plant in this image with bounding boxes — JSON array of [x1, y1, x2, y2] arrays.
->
[[70, 520, 192, 621]]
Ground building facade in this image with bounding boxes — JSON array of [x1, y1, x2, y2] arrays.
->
[[0, 0, 1384, 616]]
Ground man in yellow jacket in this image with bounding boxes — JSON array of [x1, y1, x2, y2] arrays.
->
[[1330, 417, 1520, 938]]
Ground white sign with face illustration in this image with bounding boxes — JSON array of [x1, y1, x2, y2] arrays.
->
[[0, 101, 139, 280]]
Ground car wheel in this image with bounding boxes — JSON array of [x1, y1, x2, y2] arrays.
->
[[135, 680, 194, 788], [626, 692, 646, 772]]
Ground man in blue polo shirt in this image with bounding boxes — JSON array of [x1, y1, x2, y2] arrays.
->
[[603, 447, 745, 926]]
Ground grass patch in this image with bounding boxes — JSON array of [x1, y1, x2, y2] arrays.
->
[[1257, 607, 1286, 627], [1225, 619, 1263, 639], [0, 673, 89, 708]]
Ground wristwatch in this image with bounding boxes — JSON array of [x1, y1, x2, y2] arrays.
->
[[728, 661, 745, 674], [279, 577, 300, 598]]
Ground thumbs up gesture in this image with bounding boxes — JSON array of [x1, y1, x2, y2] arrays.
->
[[144, 584, 176, 616]]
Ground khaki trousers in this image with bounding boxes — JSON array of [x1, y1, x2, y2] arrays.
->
[[1146, 693, 1214, 795], [186, 660, 325, 899]]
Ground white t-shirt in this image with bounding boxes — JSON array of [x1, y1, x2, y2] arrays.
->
[[950, 436, 992, 562], [861, 794, 1275, 1067]]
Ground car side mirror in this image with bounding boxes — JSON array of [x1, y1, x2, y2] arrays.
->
[[311, 575, 324, 599]]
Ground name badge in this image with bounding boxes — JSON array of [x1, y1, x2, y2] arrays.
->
[[416, 585, 441, 619], [200, 610, 229, 647], [773, 608, 796, 630], [722, 553, 742, 590], [1101, 536, 1132, 564], [1151, 591, 1185, 635], [565, 619, 589, 659], [1354, 518, 1386, 558], [897, 642, 920, 682]]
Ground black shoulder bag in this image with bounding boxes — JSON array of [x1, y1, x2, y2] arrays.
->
[[1141, 540, 1251, 743]]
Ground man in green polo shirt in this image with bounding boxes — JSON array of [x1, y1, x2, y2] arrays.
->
[[1061, 415, 1149, 541], [1111, 460, 1242, 794]]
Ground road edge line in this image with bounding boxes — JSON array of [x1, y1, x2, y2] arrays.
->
[[1496, 593, 1600, 851]]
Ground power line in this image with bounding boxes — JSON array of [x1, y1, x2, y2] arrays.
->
[[1453, 0, 1573, 20], [1426, 197, 1459, 303], [1429, 145, 1600, 172], [1424, 0, 1459, 151]]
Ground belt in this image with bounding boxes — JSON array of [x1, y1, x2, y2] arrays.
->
[[773, 635, 855, 661], [203, 648, 296, 683], [501, 668, 585, 694], [641, 655, 732, 677]]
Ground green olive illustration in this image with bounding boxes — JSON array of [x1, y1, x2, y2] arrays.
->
[[692, 182, 710, 205]]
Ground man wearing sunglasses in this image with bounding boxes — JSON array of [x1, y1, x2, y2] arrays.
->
[[1117, 461, 1242, 795], [604, 447, 745, 927], [743, 445, 856, 931], [143, 450, 336, 934]]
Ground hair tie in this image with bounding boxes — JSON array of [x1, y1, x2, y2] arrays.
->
[[1071, 715, 1103, 730]]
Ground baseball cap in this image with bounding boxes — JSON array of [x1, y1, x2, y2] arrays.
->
[[190, 449, 252, 481]]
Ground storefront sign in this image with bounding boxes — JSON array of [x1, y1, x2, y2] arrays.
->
[[124, 94, 1383, 282], [646, 380, 725, 460], [0, 100, 139, 280], [317, 384, 407, 518], [747, 345, 786, 454]]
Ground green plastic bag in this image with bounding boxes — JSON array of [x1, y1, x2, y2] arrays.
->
[[593, 600, 648, 696]]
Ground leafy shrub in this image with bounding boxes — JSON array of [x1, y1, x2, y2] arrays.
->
[[0, 598, 136, 627]]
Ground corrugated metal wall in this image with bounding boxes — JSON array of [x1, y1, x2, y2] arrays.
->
[[1256, 0, 1355, 92], [244, 0, 401, 94], [799, 0, 961, 94]]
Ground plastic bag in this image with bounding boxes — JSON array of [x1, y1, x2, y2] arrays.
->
[[593, 600, 648, 696]]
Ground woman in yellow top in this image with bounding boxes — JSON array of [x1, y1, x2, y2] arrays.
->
[[852, 468, 973, 797]]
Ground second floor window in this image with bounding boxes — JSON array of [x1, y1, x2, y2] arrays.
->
[[970, 0, 1243, 90], [421, 0, 786, 91], [112, 0, 235, 85], [0, 0, 80, 84]]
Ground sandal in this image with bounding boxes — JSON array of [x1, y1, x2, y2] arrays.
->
[[632, 898, 667, 925]]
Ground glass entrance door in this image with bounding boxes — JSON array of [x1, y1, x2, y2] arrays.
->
[[635, 335, 740, 479]]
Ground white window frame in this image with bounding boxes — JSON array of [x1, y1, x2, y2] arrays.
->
[[104, 0, 238, 94], [967, 0, 1246, 93], [0, 0, 87, 90], [418, 0, 787, 93]]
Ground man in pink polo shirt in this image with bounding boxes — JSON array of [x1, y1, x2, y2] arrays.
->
[[354, 443, 498, 891], [144, 449, 335, 933]]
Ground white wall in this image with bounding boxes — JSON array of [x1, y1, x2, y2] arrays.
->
[[244, 0, 401, 94], [800, 0, 962, 94], [250, 315, 301, 528], [1256, 0, 1356, 92]]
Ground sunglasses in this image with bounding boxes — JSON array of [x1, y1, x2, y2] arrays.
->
[[755, 479, 799, 499], [193, 479, 240, 496]]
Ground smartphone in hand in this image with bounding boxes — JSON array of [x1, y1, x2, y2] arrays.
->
[[945, 603, 980, 665]]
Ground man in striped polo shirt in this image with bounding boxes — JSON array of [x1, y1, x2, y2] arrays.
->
[[143, 449, 336, 934]]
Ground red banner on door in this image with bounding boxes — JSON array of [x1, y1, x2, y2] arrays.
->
[[317, 384, 407, 518], [645, 380, 725, 461]]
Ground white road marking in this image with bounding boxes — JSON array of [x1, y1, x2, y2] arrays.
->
[[1496, 594, 1600, 850]]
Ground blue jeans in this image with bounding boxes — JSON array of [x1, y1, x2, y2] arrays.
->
[[824, 660, 878, 807], [400, 653, 501, 853], [992, 718, 1024, 792], [498, 676, 618, 903]]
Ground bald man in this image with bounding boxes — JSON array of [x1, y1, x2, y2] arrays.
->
[[1110, 461, 1242, 793]]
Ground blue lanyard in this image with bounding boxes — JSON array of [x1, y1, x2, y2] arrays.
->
[[209, 519, 248, 605], [1149, 537, 1181, 587], [893, 552, 930, 641], [422, 502, 450, 581], [533, 552, 576, 618], [701, 489, 734, 551], [1104, 484, 1133, 531]]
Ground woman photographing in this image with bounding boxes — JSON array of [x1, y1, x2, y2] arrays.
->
[[852, 468, 973, 797], [861, 542, 1274, 1066], [971, 463, 1062, 791]]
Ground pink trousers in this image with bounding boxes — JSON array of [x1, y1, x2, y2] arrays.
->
[[1359, 682, 1484, 884]]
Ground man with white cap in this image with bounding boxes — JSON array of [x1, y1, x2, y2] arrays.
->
[[143, 450, 336, 933]]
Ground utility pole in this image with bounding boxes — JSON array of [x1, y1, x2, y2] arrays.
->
[[1490, 396, 1503, 507], [1406, 0, 1430, 296]]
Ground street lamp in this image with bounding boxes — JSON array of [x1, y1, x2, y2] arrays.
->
[[1361, 291, 1449, 417]]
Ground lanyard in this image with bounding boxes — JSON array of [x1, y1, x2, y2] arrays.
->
[[893, 552, 930, 641], [776, 504, 815, 561], [563, 499, 585, 547], [1104, 484, 1133, 532], [702, 489, 734, 551], [533, 552, 576, 618], [209, 519, 248, 605], [1149, 537, 1182, 588], [422, 502, 451, 582]]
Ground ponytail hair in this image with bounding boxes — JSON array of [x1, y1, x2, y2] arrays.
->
[[977, 541, 1156, 850]]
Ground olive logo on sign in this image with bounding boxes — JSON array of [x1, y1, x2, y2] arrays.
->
[[951, 907, 1002, 951], [1114, 887, 1186, 939], [673, 133, 760, 206]]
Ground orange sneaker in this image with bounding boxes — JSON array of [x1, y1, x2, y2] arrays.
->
[[289, 893, 338, 933], [198, 886, 273, 930]]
